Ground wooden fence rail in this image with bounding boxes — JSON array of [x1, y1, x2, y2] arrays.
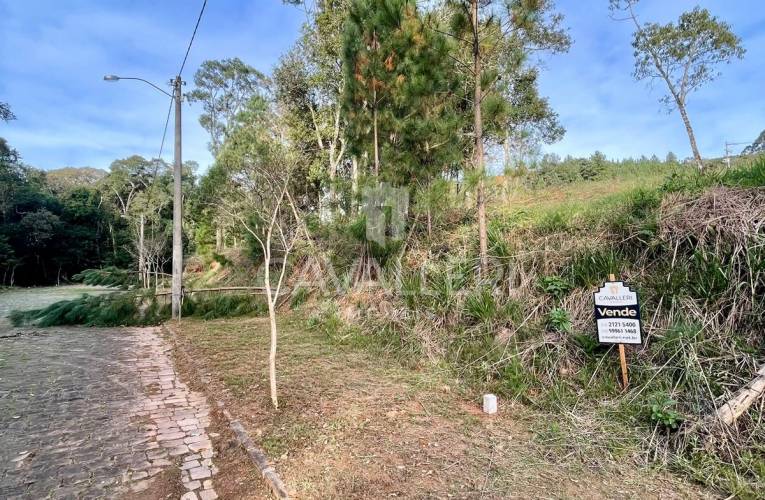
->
[[154, 286, 285, 297]]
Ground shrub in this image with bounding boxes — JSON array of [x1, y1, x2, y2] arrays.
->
[[567, 249, 624, 288], [649, 394, 683, 430], [722, 157, 765, 187], [290, 287, 310, 309]]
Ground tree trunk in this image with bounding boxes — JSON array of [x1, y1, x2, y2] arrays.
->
[[373, 103, 380, 177], [351, 157, 359, 215], [215, 226, 223, 253], [677, 103, 703, 170], [472, 0, 489, 275], [264, 257, 279, 409], [138, 214, 146, 287], [503, 129, 511, 172], [109, 223, 117, 259]]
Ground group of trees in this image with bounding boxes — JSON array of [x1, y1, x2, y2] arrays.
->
[[0, 135, 117, 285], [190, 0, 744, 276], [193, 0, 571, 275], [2, 1, 743, 286], [0, 103, 198, 287]]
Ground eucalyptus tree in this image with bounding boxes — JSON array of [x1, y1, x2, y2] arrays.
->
[[442, 0, 570, 274], [277, 0, 350, 211], [500, 66, 564, 171], [188, 58, 270, 156], [610, 1, 745, 170], [0, 102, 14, 122], [101, 155, 177, 287]]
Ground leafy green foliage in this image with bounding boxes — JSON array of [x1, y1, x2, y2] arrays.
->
[[567, 250, 624, 288], [290, 287, 310, 309], [649, 395, 683, 430], [538, 276, 572, 301], [187, 58, 268, 155], [612, 2, 745, 166], [0, 144, 123, 286], [546, 307, 572, 333], [464, 287, 497, 325], [342, 0, 464, 184]]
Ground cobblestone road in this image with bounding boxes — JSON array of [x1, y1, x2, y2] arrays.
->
[[0, 288, 219, 499]]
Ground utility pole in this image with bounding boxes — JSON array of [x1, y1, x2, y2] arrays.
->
[[103, 73, 185, 319], [172, 76, 183, 320]]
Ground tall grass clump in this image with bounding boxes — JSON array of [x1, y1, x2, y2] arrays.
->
[[73, 267, 138, 289], [10, 291, 165, 327], [185, 293, 268, 320]]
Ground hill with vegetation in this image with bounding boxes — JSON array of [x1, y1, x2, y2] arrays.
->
[[3, 0, 761, 496], [292, 158, 765, 497]]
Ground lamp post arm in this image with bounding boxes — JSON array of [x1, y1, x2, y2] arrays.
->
[[118, 77, 174, 98]]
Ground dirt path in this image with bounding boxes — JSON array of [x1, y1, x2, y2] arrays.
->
[[177, 315, 716, 499], [0, 287, 220, 499]]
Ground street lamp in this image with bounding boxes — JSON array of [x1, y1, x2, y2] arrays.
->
[[104, 74, 184, 320]]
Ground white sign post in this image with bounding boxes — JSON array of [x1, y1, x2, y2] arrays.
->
[[594, 274, 642, 388]]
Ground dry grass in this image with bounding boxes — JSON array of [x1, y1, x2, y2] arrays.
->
[[176, 314, 711, 499]]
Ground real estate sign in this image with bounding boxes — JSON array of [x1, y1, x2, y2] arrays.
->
[[593, 281, 642, 345]]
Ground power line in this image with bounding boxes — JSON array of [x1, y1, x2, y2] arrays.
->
[[156, 96, 175, 161], [178, 0, 208, 77], [143, 95, 175, 207], [147, 0, 207, 197]]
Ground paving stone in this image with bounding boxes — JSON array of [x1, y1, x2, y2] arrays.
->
[[180, 492, 198, 500], [188, 441, 213, 453], [189, 466, 212, 480], [156, 431, 186, 441], [199, 489, 219, 500], [131, 470, 149, 480], [182, 460, 201, 470], [184, 479, 202, 490], [0, 292, 220, 500]]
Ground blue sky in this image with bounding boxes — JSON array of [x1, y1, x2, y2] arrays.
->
[[0, 0, 762, 171]]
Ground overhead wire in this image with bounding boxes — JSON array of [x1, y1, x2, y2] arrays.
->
[[178, 0, 208, 77], [145, 0, 208, 200]]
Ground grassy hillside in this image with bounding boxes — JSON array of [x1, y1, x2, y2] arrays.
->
[[305, 158, 765, 497]]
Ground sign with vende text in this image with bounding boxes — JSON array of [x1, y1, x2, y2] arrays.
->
[[594, 281, 642, 345]]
